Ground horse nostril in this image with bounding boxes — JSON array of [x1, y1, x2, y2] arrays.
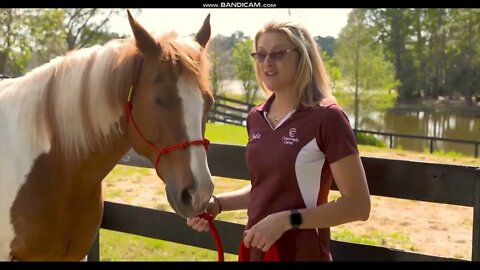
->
[[180, 188, 192, 205]]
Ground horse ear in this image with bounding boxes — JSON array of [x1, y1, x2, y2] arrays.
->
[[195, 14, 211, 48], [127, 10, 158, 54]]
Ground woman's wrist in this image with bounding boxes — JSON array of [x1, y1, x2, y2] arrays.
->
[[212, 195, 222, 214]]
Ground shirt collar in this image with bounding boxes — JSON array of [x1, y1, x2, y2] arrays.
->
[[255, 93, 310, 112]]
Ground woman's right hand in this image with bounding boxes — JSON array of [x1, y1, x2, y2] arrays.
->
[[186, 196, 221, 232]]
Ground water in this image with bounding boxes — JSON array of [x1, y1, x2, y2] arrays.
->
[[349, 110, 480, 157]]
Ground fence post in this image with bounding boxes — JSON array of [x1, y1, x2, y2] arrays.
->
[[473, 168, 480, 261], [389, 135, 393, 149], [430, 139, 434, 154], [475, 143, 478, 159]]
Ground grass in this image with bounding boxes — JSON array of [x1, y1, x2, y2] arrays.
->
[[100, 229, 239, 261], [98, 122, 479, 261], [205, 123, 248, 145]]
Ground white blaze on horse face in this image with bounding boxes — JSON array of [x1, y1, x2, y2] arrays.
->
[[0, 79, 52, 260], [176, 76, 213, 209]]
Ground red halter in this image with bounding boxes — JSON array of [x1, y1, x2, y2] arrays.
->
[[124, 56, 222, 261], [123, 56, 210, 177]]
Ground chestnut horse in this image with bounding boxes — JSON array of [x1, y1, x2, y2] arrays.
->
[[0, 11, 214, 261]]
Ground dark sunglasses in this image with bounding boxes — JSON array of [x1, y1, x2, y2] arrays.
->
[[250, 48, 298, 63]]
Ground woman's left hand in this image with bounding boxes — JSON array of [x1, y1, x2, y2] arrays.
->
[[243, 211, 289, 252]]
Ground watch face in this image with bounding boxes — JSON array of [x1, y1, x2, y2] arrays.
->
[[290, 210, 302, 228]]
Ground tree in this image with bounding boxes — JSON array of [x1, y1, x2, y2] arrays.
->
[[209, 48, 223, 97], [335, 9, 398, 129], [0, 9, 134, 76], [444, 9, 480, 105], [0, 9, 31, 75], [315, 36, 336, 57], [321, 51, 341, 93], [0, 9, 65, 76], [25, 9, 66, 69], [62, 9, 138, 50], [231, 37, 258, 104]]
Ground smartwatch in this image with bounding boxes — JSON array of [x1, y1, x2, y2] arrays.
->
[[289, 209, 302, 229]]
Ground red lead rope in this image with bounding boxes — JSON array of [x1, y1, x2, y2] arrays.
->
[[198, 212, 224, 262]]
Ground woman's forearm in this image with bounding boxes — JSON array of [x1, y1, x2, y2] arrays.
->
[[297, 195, 370, 229], [216, 183, 251, 211]]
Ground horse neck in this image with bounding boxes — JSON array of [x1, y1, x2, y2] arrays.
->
[[72, 134, 132, 185]]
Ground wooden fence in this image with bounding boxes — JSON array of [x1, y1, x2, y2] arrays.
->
[[88, 143, 480, 261]]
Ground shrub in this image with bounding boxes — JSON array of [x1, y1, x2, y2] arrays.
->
[[355, 132, 385, 147]]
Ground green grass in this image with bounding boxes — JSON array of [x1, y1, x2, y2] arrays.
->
[[333, 229, 414, 251], [100, 230, 238, 261], [205, 123, 248, 145]]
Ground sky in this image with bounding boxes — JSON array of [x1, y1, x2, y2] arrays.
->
[[108, 9, 352, 39]]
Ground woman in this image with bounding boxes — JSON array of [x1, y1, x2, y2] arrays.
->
[[187, 20, 371, 261]]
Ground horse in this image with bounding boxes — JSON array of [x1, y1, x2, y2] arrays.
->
[[0, 11, 214, 261]]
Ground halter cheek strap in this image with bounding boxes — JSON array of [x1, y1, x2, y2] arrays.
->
[[123, 55, 221, 261], [123, 55, 210, 177]]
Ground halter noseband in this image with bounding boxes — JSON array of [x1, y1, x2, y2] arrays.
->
[[123, 56, 210, 177]]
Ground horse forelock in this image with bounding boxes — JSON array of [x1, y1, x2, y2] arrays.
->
[[156, 33, 213, 125], [157, 34, 211, 96]]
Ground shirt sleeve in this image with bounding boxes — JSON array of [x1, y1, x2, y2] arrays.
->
[[316, 105, 359, 164]]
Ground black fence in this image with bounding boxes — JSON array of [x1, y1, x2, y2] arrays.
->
[[354, 129, 480, 158], [88, 144, 480, 261], [208, 95, 253, 126]]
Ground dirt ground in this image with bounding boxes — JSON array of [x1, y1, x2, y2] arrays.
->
[[334, 193, 472, 260], [103, 170, 473, 261]]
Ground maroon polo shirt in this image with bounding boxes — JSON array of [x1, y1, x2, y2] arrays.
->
[[244, 94, 359, 261]]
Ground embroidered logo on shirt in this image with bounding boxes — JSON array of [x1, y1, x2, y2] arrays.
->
[[249, 132, 262, 141], [289, 128, 297, 138], [282, 128, 299, 145]]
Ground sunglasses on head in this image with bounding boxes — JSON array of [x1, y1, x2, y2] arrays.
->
[[250, 48, 298, 63]]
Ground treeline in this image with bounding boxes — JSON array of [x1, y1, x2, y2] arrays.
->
[[363, 9, 480, 105], [2, 9, 479, 108], [0, 9, 139, 76]]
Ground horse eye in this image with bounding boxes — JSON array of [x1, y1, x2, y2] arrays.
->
[[154, 95, 164, 106]]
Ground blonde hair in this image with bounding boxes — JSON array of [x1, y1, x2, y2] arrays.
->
[[253, 21, 335, 106]]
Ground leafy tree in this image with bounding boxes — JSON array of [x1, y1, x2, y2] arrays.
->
[[321, 51, 341, 93], [335, 9, 398, 129], [62, 9, 134, 50], [0, 9, 31, 75], [0, 8, 137, 75], [315, 36, 336, 57], [208, 34, 235, 96], [231, 37, 258, 104], [209, 49, 223, 97], [444, 9, 480, 105], [25, 9, 66, 68]]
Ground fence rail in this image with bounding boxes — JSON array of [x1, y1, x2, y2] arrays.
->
[[88, 144, 480, 261], [354, 129, 480, 158]]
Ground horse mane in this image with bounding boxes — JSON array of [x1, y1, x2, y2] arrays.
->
[[0, 32, 210, 161]]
